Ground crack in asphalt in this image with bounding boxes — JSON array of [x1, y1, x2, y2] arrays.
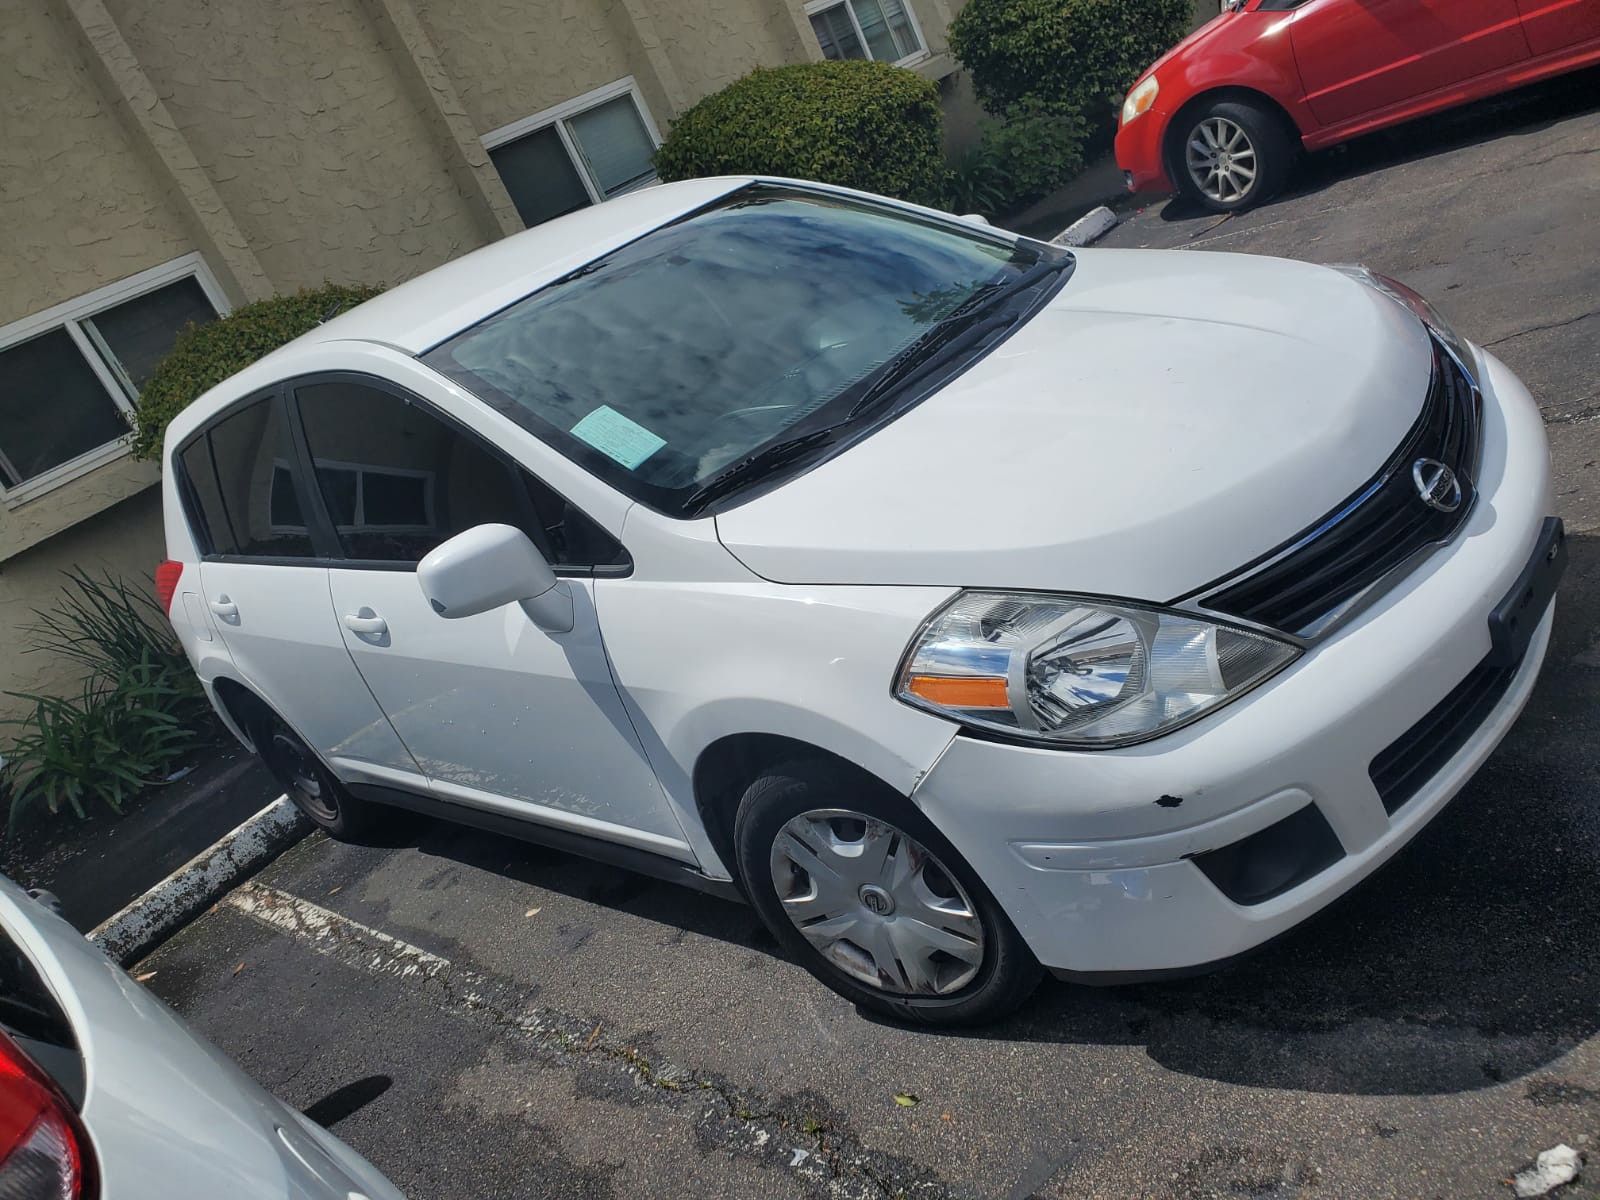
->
[[223, 882, 954, 1200], [1486, 308, 1600, 347]]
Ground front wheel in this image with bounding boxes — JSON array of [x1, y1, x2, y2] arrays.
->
[[1173, 99, 1296, 212], [735, 759, 1041, 1026]]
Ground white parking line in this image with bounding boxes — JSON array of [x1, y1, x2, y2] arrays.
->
[[212, 879, 911, 1199], [224, 881, 457, 983]]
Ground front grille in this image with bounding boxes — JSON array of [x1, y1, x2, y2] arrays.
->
[[1201, 340, 1481, 637], [1369, 653, 1517, 815]]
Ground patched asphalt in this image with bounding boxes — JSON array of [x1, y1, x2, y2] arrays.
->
[[140, 78, 1600, 1199]]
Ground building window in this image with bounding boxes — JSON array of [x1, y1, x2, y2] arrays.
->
[[807, 0, 926, 64], [484, 79, 662, 230], [0, 255, 227, 501]]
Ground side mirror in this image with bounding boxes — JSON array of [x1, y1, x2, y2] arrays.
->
[[417, 524, 573, 633], [959, 213, 992, 227]]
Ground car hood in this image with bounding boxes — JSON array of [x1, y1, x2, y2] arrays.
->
[[715, 248, 1433, 600]]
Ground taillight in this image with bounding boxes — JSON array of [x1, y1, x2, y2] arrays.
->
[[0, 1032, 91, 1199], [154, 560, 184, 617]]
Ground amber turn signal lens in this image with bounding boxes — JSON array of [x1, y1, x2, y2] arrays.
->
[[905, 675, 1010, 710]]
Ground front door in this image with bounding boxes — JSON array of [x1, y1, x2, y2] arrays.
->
[[1514, 0, 1600, 55], [178, 391, 419, 777], [1290, 0, 1531, 128], [290, 376, 692, 860]]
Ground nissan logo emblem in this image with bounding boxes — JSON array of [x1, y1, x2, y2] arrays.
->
[[1412, 458, 1462, 513]]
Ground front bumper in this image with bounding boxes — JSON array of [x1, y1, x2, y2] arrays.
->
[[912, 349, 1556, 974], [1114, 109, 1175, 195]]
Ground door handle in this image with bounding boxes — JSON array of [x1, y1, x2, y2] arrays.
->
[[343, 611, 388, 637], [209, 595, 239, 622]]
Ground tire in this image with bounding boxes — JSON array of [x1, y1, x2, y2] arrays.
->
[[1172, 98, 1296, 213], [249, 709, 375, 841], [735, 759, 1041, 1026]]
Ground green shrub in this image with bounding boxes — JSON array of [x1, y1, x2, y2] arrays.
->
[[130, 283, 381, 459], [6, 659, 198, 824], [24, 570, 210, 727], [942, 100, 1090, 218], [653, 61, 946, 204], [944, 145, 1010, 219], [4, 570, 215, 826], [949, 0, 1193, 120]]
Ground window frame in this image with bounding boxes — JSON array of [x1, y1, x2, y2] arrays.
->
[[803, 0, 930, 67], [481, 77, 663, 218], [267, 456, 437, 537], [173, 370, 630, 576], [0, 253, 230, 505]]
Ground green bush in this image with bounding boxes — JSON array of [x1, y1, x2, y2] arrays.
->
[[653, 61, 946, 204], [4, 570, 215, 826], [130, 283, 381, 459], [6, 660, 199, 824], [942, 99, 1090, 218], [949, 0, 1193, 120]]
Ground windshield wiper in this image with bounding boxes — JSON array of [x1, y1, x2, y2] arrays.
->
[[683, 427, 840, 514], [683, 254, 1070, 515], [844, 254, 1071, 422]]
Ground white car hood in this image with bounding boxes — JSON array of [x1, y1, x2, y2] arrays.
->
[[716, 248, 1433, 600]]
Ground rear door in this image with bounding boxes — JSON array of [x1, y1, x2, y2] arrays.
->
[[1289, 0, 1531, 127], [1514, 0, 1600, 54], [289, 375, 693, 859], [176, 389, 418, 778]]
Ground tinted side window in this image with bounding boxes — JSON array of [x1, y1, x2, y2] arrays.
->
[[294, 380, 626, 570], [180, 395, 314, 558]]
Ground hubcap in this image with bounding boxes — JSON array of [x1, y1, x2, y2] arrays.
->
[[769, 809, 985, 997], [268, 730, 337, 823], [1186, 116, 1258, 204]]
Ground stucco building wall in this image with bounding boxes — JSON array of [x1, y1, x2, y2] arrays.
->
[[0, 489, 168, 725], [103, 0, 491, 290], [1, 0, 194, 326]]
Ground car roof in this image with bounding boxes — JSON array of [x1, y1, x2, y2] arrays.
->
[[293, 175, 754, 356]]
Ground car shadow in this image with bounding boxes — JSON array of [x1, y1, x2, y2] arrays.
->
[[381, 533, 1600, 1099], [1157, 64, 1600, 224]]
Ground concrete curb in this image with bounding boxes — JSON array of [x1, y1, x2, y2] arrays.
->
[[1053, 205, 1120, 247], [89, 795, 310, 965]]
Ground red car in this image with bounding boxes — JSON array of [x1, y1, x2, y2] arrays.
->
[[1115, 0, 1600, 211]]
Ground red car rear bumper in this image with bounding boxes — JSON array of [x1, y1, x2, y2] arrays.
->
[[1114, 110, 1175, 194]]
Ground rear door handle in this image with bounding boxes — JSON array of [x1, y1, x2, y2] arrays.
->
[[209, 595, 239, 622], [343, 611, 388, 637]]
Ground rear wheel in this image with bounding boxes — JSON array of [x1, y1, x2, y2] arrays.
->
[[1173, 98, 1295, 212], [251, 710, 374, 840], [735, 759, 1041, 1026]]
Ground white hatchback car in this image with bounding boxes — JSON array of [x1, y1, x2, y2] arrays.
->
[[160, 178, 1563, 1025]]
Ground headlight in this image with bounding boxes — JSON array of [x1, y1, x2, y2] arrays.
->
[[1121, 76, 1159, 126], [896, 592, 1298, 749], [1330, 264, 1477, 383]]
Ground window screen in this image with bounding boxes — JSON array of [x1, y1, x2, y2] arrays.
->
[[567, 96, 657, 198], [811, 5, 866, 59], [181, 395, 314, 558], [0, 329, 129, 488], [490, 127, 593, 229], [294, 380, 625, 570], [811, 1, 920, 62], [83, 277, 217, 397]]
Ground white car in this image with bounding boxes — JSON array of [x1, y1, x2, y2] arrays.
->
[[159, 177, 1562, 1025], [0, 877, 405, 1198]]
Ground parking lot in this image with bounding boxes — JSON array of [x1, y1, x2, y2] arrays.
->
[[143, 74, 1600, 1200]]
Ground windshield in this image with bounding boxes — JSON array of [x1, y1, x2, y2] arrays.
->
[[422, 185, 1054, 514]]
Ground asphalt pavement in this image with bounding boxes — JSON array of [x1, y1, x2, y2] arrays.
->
[[141, 75, 1600, 1200]]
